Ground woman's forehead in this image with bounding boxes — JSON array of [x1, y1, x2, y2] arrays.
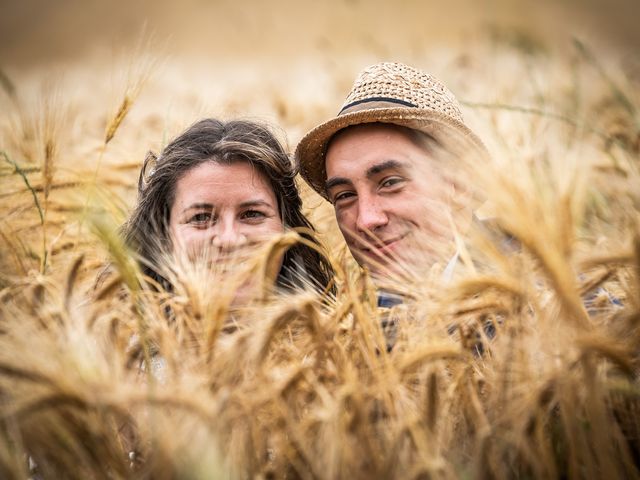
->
[[173, 161, 278, 205]]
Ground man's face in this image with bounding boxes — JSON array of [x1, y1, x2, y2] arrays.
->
[[325, 123, 465, 277]]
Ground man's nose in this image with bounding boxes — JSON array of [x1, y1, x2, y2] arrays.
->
[[355, 196, 388, 234], [211, 218, 247, 251]]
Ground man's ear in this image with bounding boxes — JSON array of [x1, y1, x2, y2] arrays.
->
[[444, 178, 476, 236], [448, 175, 485, 213], [444, 178, 467, 208]]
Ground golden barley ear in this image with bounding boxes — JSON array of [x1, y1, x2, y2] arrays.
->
[[86, 211, 141, 295], [104, 96, 132, 145], [102, 30, 160, 147]]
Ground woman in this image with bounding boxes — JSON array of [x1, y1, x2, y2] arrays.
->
[[121, 118, 334, 298]]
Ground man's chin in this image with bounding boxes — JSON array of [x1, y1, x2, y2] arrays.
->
[[353, 251, 406, 280], [354, 245, 446, 280]]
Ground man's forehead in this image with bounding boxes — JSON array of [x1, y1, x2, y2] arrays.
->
[[325, 124, 434, 177]]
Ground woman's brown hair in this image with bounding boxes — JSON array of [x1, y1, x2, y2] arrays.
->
[[122, 118, 334, 293]]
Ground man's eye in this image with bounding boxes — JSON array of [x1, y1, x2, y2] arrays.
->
[[380, 177, 404, 189], [333, 191, 355, 203]]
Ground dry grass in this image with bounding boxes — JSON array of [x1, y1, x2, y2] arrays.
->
[[0, 33, 639, 479]]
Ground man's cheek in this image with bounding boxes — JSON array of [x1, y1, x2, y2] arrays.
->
[[339, 227, 357, 246], [335, 211, 352, 233]]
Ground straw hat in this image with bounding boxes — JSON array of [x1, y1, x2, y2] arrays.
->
[[295, 62, 488, 198]]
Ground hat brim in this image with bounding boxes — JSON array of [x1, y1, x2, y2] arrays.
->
[[295, 107, 489, 200]]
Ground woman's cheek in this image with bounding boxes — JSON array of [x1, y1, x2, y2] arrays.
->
[[176, 228, 210, 260]]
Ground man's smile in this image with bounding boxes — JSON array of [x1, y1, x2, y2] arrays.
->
[[355, 233, 409, 258]]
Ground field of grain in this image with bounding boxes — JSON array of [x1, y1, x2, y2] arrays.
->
[[1, 1, 639, 478]]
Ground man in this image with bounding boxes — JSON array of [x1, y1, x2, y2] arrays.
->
[[295, 62, 489, 285]]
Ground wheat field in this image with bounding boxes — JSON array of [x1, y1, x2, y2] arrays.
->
[[1, 3, 640, 478]]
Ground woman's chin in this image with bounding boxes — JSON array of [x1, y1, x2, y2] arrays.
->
[[229, 281, 258, 307]]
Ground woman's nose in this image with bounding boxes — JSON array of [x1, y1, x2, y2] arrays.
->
[[211, 219, 247, 251]]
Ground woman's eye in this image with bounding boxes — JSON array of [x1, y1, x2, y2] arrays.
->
[[189, 212, 214, 226], [242, 210, 266, 220]]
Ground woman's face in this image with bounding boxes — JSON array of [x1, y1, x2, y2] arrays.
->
[[169, 161, 284, 259]]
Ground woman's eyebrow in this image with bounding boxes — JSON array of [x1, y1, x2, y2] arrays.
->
[[238, 199, 274, 209], [183, 202, 214, 212]]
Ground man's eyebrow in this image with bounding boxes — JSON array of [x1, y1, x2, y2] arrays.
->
[[325, 160, 408, 192], [325, 176, 352, 192], [366, 159, 407, 178]]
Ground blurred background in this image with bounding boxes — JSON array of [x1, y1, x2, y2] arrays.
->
[[2, 0, 640, 67], [1, 0, 639, 252], [3, 0, 638, 138]]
